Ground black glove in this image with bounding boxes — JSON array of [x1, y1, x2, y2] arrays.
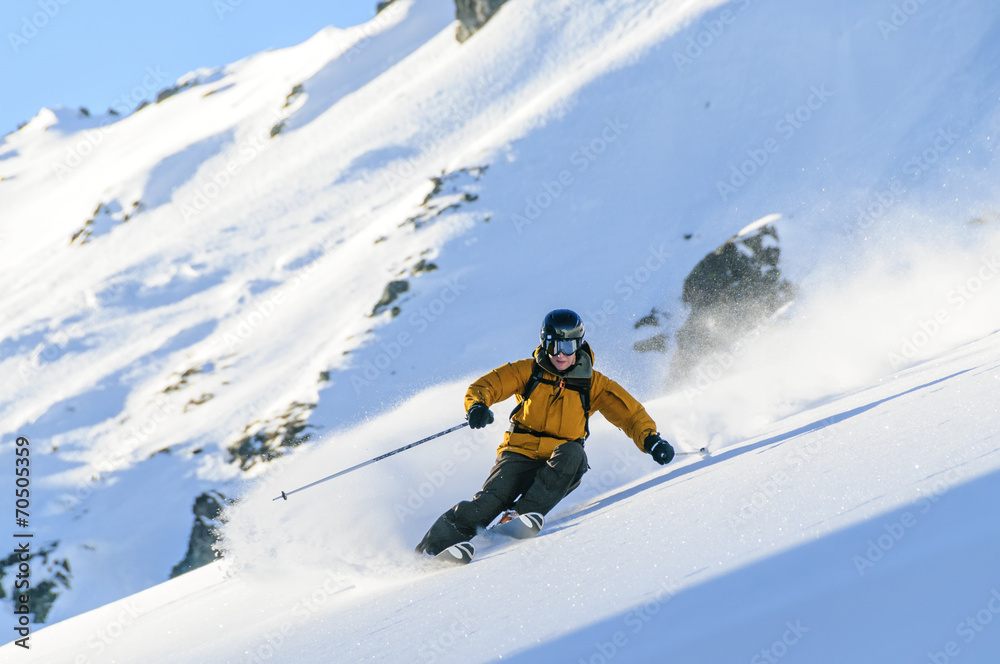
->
[[644, 433, 674, 465], [467, 403, 494, 429]]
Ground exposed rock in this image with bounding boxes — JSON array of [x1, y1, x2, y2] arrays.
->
[[156, 79, 197, 104], [411, 258, 438, 275], [0, 541, 70, 623], [163, 361, 214, 394], [170, 491, 228, 578], [284, 84, 305, 108], [970, 210, 998, 226], [455, 0, 510, 43], [634, 308, 667, 329], [671, 223, 796, 381], [371, 280, 410, 316], [400, 166, 487, 230], [184, 393, 214, 412], [631, 308, 670, 353], [634, 333, 669, 354], [228, 401, 316, 470], [70, 199, 145, 246]]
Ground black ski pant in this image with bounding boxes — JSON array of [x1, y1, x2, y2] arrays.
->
[[415, 441, 588, 556]]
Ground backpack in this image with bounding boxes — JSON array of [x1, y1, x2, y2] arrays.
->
[[508, 361, 592, 442]]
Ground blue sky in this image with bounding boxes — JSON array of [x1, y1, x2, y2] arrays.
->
[[1, 0, 381, 135]]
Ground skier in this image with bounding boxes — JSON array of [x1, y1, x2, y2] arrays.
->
[[415, 309, 675, 557]]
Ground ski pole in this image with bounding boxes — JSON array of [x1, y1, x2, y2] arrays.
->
[[273, 421, 471, 501], [674, 447, 708, 457]]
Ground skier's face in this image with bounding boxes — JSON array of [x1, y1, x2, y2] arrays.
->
[[549, 351, 575, 372]]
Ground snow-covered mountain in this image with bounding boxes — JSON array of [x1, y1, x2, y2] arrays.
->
[[2, 0, 1000, 661]]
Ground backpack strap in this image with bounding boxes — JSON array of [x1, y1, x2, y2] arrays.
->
[[507, 361, 546, 422], [508, 362, 592, 440]]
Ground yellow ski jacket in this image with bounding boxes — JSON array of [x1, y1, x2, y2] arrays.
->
[[464, 344, 657, 460]]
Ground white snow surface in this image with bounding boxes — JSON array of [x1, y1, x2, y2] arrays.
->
[[1, 0, 1000, 661]]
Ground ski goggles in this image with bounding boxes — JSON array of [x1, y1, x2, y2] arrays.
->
[[543, 337, 581, 356]]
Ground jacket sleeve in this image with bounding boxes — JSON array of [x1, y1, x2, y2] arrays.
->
[[464, 359, 533, 413], [590, 372, 658, 451]]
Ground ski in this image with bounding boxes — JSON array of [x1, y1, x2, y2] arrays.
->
[[432, 541, 475, 566], [423, 513, 544, 570], [490, 512, 544, 539]]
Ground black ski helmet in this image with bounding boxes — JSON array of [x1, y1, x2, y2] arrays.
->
[[540, 309, 585, 356]]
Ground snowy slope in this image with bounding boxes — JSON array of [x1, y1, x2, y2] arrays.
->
[[9, 332, 1000, 663], [1, 0, 1000, 657]]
